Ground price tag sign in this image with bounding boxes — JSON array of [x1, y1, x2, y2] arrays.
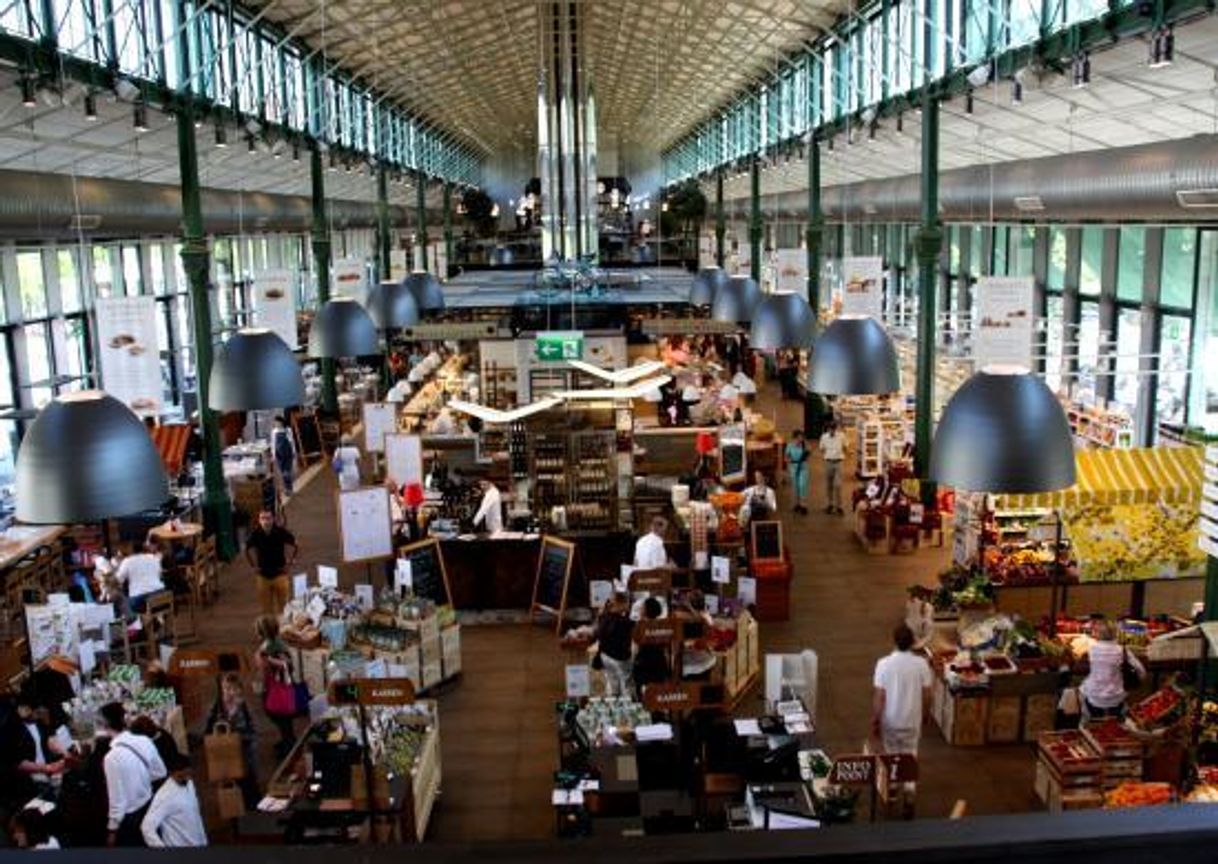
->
[[828, 754, 876, 786], [306, 595, 326, 626], [589, 580, 613, 608], [909, 504, 924, 526], [292, 573, 309, 599], [354, 584, 374, 611], [395, 558, 413, 592], [329, 678, 416, 706], [711, 555, 731, 585], [318, 566, 339, 589], [705, 594, 720, 615], [737, 576, 757, 606], [565, 664, 591, 698]]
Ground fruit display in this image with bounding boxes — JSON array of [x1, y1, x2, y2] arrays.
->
[[1103, 781, 1173, 808], [1038, 730, 1101, 775], [1127, 685, 1186, 731], [951, 577, 995, 610], [983, 542, 1077, 586], [1062, 503, 1205, 582], [1185, 784, 1218, 803]]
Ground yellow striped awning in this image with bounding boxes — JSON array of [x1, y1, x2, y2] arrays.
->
[[994, 446, 1204, 510]]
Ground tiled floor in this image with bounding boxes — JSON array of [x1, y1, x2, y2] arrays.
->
[[197, 379, 1037, 844]]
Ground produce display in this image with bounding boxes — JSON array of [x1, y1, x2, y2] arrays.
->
[[574, 696, 654, 746], [982, 543, 1077, 587], [1103, 781, 1173, 808], [1127, 685, 1187, 732], [1062, 503, 1205, 582]]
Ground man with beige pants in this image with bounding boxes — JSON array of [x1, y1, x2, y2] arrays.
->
[[818, 419, 846, 515], [245, 509, 298, 616]]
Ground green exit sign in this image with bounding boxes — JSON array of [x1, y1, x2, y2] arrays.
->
[[535, 330, 584, 361]]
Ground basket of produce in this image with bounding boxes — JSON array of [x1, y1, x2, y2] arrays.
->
[[1082, 719, 1144, 760], [1103, 781, 1174, 808], [1127, 685, 1187, 734], [1038, 730, 1101, 777]]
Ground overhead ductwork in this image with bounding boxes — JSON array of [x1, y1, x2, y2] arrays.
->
[[0, 169, 416, 240], [740, 134, 1218, 223]]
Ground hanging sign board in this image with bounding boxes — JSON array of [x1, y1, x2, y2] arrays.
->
[[535, 330, 584, 362], [775, 249, 808, 299], [401, 322, 499, 340], [361, 402, 398, 454], [840, 257, 885, 320], [641, 319, 738, 336], [331, 257, 366, 298], [95, 295, 162, 416], [385, 433, 424, 488], [336, 486, 394, 563], [974, 276, 1035, 370], [252, 268, 298, 348]]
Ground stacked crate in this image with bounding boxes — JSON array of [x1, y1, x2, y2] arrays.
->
[[403, 615, 443, 690], [1035, 730, 1103, 812], [1082, 720, 1145, 791], [441, 624, 462, 678]]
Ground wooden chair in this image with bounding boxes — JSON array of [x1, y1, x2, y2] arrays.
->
[[190, 537, 220, 605], [135, 590, 178, 661]]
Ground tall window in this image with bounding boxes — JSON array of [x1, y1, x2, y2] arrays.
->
[[1116, 227, 1145, 303], [1160, 228, 1196, 310], [58, 249, 83, 313], [1076, 300, 1101, 402], [17, 251, 47, 319], [1157, 315, 1191, 427], [1113, 308, 1141, 415], [1079, 227, 1103, 296], [1045, 295, 1065, 393]]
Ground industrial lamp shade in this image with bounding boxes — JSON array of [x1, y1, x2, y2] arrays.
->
[[16, 391, 169, 523], [210, 328, 304, 411], [405, 270, 445, 312], [689, 266, 729, 306], [930, 366, 1076, 494], [307, 298, 379, 358], [366, 280, 420, 330], [711, 275, 761, 324], [808, 316, 900, 395], [750, 292, 815, 350]]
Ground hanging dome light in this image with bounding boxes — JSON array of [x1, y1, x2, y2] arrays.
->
[[808, 315, 900, 395], [366, 280, 420, 330], [16, 391, 169, 523], [405, 270, 445, 312], [689, 266, 729, 306], [307, 298, 378, 358], [750, 292, 815, 350], [930, 365, 1076, 493], [711, 275, 761, 324], [210, 328, 304, 411]]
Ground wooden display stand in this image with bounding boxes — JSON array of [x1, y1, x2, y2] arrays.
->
[[715, 611, 760, 707]]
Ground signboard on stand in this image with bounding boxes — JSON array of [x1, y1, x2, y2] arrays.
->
[[385, 433, 423, 488], [252, 269, 298, 347], [331, 257, 366, 298], [95, 295, 162, 416], [361, 402, 397, 454], [974, 276, 1035, 370], [840, 257, 885, 320], [336, 486, 394, 563]]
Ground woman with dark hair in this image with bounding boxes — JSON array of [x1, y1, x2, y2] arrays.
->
[[632, 597, 672, 698], [254, 616, 298, 757], [11, 807, 59, 849]]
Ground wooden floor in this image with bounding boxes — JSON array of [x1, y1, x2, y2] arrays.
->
[[195, 379, 1036, 844]]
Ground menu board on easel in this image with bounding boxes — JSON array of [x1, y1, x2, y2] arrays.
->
[[530, 536, 575, 633], [337, 487, 394, 563], [362, 402, 397, 454], [293, 410, 325, 465], [385, 434, 423, 488], [719, 423, 747, 485], [398, 538, 451, 606], [750, 520, 784, 562]]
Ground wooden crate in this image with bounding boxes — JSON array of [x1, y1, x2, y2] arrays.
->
[[1036, 757, 1103, 813], [941, 692, 988, 747], [987, 695, 1022, 744], [421, 658, 442, 689], [440, 625, 461, 678], [419, 634, 442, 666], [1023, 693, 1057, 742]]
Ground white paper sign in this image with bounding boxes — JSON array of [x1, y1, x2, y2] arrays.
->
[[974, 276, 1035, 370], [331, 257, 366, 298], [354, 584, 374, 610], [252, 268, 298, 347], [775, 249, 808, 299], [840, 257, 885, 320], [565, 664, 592, 698], [705, 595, 720, 616], [737, 576, 757, 606], [292, 573, 308, 599], [95, 295, 163, 416], [590, 580, 613, 609], [395, 558, 413, 592], [362, 403, 398, 454], [385, 434, 424, 488], [79, 640, 96, 676], [318, 565, 339, 589], [711, 556, 731, 585], [47, 593, 69, 607], [389, 250, 409, 282], [365, 658, 388, 679], [337, 487, 394, 562], [306, 595, 326, 625]]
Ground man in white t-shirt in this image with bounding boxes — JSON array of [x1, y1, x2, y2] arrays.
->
[[633, 516, 670, 570], [818, 419, 846, 515], [872, 623, 933, 755], [115, 541, 166, 614]]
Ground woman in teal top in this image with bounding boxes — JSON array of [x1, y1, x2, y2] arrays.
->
[[785, 429, 810, 515]]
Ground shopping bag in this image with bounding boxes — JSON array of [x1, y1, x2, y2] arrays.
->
[[265, 670, 296, 717], [215, 781, 245, 820], [203, 722, 245, 782]]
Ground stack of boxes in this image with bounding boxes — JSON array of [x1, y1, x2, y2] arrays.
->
[[1034, 730, 1103, 812], [1082, 719, 1145, 792]]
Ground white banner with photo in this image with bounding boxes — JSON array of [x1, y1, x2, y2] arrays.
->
[[331, 257, 366, 298], [252, 268, 298, 348], [734, 228, 751, 275], [95, 295, 162, 416], [774, 249, 808, 299], [698, 233, 716, 269], [840, 257, 885, 320], [974, 276, 1035, 370]]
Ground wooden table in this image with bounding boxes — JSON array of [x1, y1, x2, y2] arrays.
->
[[0, 525, 66, 571], [148, 522, 204, 544]]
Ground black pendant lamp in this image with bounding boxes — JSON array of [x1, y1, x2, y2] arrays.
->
[[710, 275, 761, 324], [750, 293, 815, 350], [308, 297, 379, 358], [405, 270, 445, 313], [808, 315, 900, 394], [930, 366, 1076, 493], [366, 280, 420, 330], [689, 266, 729, 306], [210, 328, 305, 411], [15, 391, 169, 523]]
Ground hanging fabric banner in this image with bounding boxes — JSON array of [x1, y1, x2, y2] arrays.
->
[[974, 276, 1035, 370], [840, 257, 885, 320]]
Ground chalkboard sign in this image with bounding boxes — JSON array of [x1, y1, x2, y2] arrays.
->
[[398, 538, 451, 606], [750, 520, 784, 562], [530, 535, 575, 633], [719, 423, 746, 484], [292, 410, 325, 465]]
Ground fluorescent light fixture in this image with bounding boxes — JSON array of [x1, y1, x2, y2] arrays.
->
[[447, 397, 561, 424], [966, 62, 991, 88], [1014, 195, 1045, 212], [567, 359, 665, 384]]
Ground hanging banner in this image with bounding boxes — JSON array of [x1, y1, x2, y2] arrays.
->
[[389, 249, 410, 282], [430, 242, 448, 281], [95, 295, 162, 417], [734, 228, 751, 275], [698, 233, 716, 269], [252, 268, 298, 348], [774, 249, 808, 299], [974, 276, 1035, 370], [331, 257, 366, 298], [840, 257, 885, 320]]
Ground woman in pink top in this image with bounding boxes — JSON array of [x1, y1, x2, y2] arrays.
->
[[1080, 619, 1144, 720]]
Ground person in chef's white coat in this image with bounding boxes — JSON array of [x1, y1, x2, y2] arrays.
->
[[331, 435, 362, 491], [633, 516, 671, 570], [472, 479, 503, 535]]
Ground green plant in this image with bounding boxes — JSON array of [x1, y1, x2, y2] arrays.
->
[[660, 179, 708, 240]]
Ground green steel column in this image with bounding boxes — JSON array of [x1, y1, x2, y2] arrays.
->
[[805, 135, 823, 312], [376, 165, 391, 282], [443, 181, 454, 280], [310, 145, 337, 414], [415, 171, 429, 272], [749, 156, 762, 283], [176, 107, 235, 560], [914, 93, 943, 501], [714, 169, 726, 268]]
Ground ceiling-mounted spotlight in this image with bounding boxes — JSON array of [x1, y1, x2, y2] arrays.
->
[[966, 61, 991, 88], [133, 101, 149, 132], [328, 152, 338, 172], [1071, 52, 1090, 88], [19, 76, 36, 108], [114, 77, 140, 102], [193, 115, 203, 129], [84, 90, 97, 121], [965, 90, 974, 114], [214, 122, 228, 148], [1012, 74, 1024, 105]]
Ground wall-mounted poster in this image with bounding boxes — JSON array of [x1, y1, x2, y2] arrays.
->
[[974, 276, 1035, 370], [840, 257, 885, 320], [775, 249, 808, 299], [252, 268, 298, 348], [95, 295, 162, 417], [331, 257, 366, 298]]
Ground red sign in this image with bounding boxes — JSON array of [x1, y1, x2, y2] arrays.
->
[[878, 753, 919, 784], [828, 754, 875, 786]]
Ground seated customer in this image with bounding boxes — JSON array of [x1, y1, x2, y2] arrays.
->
[[115, 541, 166, 614]]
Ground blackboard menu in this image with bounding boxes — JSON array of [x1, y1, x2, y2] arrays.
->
[[719, 422, 746, 483], [293, 411, 324, 463], [531, 536, 574, 632], [400, 539, 450, 605], [751, 520, 783, 561]]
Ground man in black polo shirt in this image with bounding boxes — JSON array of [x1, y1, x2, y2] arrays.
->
[[245, 509, 298, 615]]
